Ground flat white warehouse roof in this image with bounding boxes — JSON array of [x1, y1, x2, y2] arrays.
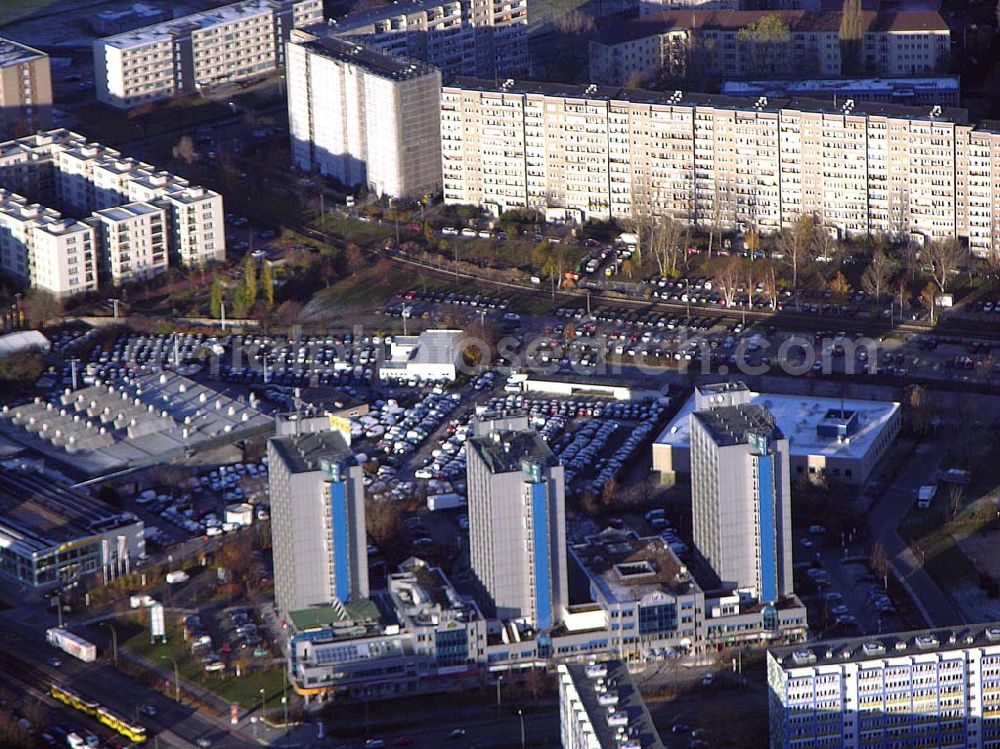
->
[[655, 389, 900, 461]]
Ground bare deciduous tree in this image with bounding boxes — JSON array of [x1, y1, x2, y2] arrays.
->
[[920, 281, 938, 323], [924, 239, 967, 294], [776, 215, 814, 294], [711, 255, 744, 309], [861, 249, 895, 303], [649, 215, 685, 277]]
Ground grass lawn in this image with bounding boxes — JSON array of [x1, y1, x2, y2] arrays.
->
[[120, 618, 287, 711], [69, 99, 232, 146], [303, 262, 558, 326], [301, 265, 453, 324], [314, 215, 393, 246], [899, 502, 983, 591]]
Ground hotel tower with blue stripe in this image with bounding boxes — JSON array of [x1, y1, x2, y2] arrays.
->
[[689, 383, 793, 603], [467, 416, 567, 631], [268, 431, 368, 617]]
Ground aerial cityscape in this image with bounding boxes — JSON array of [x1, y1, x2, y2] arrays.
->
[[0, 0, 998, 747]]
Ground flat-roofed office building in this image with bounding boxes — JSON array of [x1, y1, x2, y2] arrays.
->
[[0, 466, 144, 588]]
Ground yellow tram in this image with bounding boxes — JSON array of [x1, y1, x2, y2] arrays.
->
[[50, 684, 147, 744]]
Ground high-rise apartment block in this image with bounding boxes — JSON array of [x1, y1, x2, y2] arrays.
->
[[768, 624, 1000, 749], [467, 420, 567, 630], [331, 0, 529, 80], [559, 661, 665, 749], [0, 129, 224, 295], [93, 0, 323, 109], [690, 383, 792, 602], [589, 10, 951, 86], [287, 28, 442, 199], [441, 80, 1000, 259], [268, 431, 368, 616], [0, 38, 52, 136]]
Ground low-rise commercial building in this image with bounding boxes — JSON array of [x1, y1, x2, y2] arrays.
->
[[768, 624, 1000, 749], [559, 660, 665, 749], [0, 129, 224, 294], [654, 382, 900, 486], [94, 0, 323, 109], [571, 527, 807, 655], [0, 465, 144, 588], [289, 557, 488, 701], [378, 329, 466, 384], [589, 9, 951, 85], [0, 372, 272, 479], [331, 0, 528, 80], [287, 524, 808, 702], [0, 38, 52, 136], [509, 372, 668, 402], [287, 28, 442, 199]]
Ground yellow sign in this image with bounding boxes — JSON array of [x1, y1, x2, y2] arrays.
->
[[57, 535, 100, 553], [328, 415, 352, 444]]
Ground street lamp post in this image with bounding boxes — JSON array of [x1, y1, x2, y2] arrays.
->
[[260, 688, 267, 727], [282, 669, 289, 746], [495, 676, 503, 720], [518, 708, 525, 749], [101, 622, 118, 668], [160, 655, 180, 703]]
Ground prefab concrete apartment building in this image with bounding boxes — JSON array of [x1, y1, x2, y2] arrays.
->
[[0, 38, 52, 136], [768, 624, 1000, 749], [558, 661, 665, 749], [93, 0, 323, 109], [440, 79, 1000, 259], [0, 129, 224, 295], [331, 0, 529, 80], [286, 27, 442, 199], [588, 9, 952, 86]]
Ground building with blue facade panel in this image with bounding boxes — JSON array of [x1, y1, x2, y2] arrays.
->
[[467, 420, 568, 631], [268, 430, 368, 617], [690, 393, 793, 603]]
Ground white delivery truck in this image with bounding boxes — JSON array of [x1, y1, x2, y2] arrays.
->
[[46, 628, 97, 663], [427, 493, 467, 511], [917, 484, 938, 509], [166, 570, 190, 584]]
